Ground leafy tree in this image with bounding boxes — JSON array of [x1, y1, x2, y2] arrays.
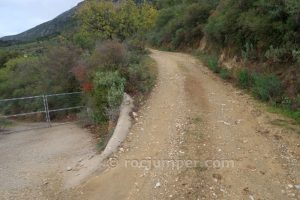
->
[[76, 0, 157, 42], [0, 50, 19, 69], [148, 0, 218, 49]]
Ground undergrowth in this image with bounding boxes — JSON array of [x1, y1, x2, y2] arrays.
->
[[194, 49, 300, 124]]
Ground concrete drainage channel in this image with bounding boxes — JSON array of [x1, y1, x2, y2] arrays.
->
[[64, 93, 134, 188], [101, 93, 134, 158]]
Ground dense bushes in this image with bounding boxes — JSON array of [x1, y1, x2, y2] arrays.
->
[[0, 118, 11, 131], [219, 68, 230, 80], [153, 0, 299, 121], [0, 56, 43, 98], [236, 69, 283, 103], [75, 40, 156, 124], [148, 0, 218, 49], [237, 69, 253, 89], [71, 0, 158, 126], [207, 56, 220, 73], [76, 0, 157, 46], [126, 60, 156, 94], [204, 0, 300, 63], [90, 71, 126, 122], [152, 0, 299, 65], [0, 50, 19, 69], [252, 74, 283, 102], [0, 43, 82, 117], [89, 41, 129, 71], [0, 1, 158, 150], [196, 50, 295, 111], [0, 44, 81, 99]]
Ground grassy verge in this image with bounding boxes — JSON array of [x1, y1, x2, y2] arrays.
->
[[267, 107, 300, 124], [193, 50, 300, 124], [0, 118, 12, 132]]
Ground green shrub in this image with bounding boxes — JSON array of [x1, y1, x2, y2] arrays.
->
[[91, 71, 126, 123], [0, 50, 19, 69], [265, 46, 289, 63], [281, 96, 293, 109], [296, 94, 300, 104], [73, 31, 95, 50], [127, 61, 155, 94], [237, 69, 253, 89], [0, 118, 11, 131], [292, 50, 300, 63], [89, 41, 128, 70], [241, 42, 255, 61], [126, 37, 147, 55], [252, 74, 283, 102], [268, 106, 300, 124], [294, 94, 300, 110], [207, 56, 220, 73], [149, 1, 217, 49], [219, 68, 231, 79], [172, 28, 186, 49], [204, 0, 300, 63]]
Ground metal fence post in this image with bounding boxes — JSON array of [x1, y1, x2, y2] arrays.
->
[[0, 92, 83, 133], [43, 95, 51, 127]]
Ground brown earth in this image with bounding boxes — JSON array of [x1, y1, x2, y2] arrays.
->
[[0, 123, 100, 200], [1, 49, 299, 200], [66, 50, 300, 200]]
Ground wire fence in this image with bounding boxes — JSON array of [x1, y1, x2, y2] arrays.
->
[[0, 92, 86, 134]]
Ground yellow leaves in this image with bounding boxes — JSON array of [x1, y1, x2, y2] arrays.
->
[[139, 4, 158, 32], [77, 0, 158, 41]]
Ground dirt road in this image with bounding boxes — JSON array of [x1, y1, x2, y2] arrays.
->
[[64, 50, 300, 199], [69, 50, 300, 200], [0, 124, 100, 200], [4, 50, 298, 200]]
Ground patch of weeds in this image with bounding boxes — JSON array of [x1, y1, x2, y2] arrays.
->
[[268, 106, 300, 124], [270, 119, 296, 131], [207, 56, 220, 73], [237, 69, 253, 89], [252, 74, 283, 102], [0, 118, 12, 131], [193, 50, 220, 73], [219, 68, 231, 80], [193, 51, 299, 124], [193, 50, 208, 60]]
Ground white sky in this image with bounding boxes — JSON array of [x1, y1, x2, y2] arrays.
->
[[0, 0, 83, 37]]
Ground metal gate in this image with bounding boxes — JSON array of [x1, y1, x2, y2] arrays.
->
[[0, 92, 85, 134]]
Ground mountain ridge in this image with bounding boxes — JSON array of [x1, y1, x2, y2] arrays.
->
[[0, 2, 83, 42]]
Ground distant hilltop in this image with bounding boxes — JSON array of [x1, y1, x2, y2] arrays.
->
[[0, 0, 151, 43], [0, 2, 83, 42]]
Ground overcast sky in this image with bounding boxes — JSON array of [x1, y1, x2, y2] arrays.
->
[[0, 0, 83, 37]]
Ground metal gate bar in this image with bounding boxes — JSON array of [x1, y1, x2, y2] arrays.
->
[[0, 92, 85, 133]]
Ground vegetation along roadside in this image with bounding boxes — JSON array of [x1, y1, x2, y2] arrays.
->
[[147, 0, 300, 123], [0, 0, 158, 149]]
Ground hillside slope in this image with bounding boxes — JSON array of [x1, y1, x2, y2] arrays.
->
[[0, 2, 83, 42], [0, 0, 152, 43]]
